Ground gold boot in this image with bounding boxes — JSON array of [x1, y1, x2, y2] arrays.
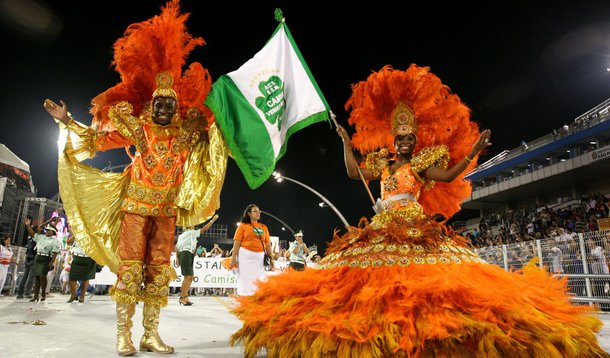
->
[[140, 303, 174, 353], [116, 302, 137, 356]]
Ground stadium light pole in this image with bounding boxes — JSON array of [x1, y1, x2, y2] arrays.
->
[[272, 172, 349, 227], [260, 210, 295, 235]]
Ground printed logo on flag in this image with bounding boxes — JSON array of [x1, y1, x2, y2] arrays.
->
[[255, 75, 286, 131]]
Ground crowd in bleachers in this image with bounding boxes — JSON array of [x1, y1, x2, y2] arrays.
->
[[466, 192, 610, 248]]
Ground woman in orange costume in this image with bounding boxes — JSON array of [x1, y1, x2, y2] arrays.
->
[[230, 65, 609, 357], [43, 1, 227, 356]]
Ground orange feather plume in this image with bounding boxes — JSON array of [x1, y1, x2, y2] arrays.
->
[[345, 65, 480, 219], [90, 0, 211, 131]]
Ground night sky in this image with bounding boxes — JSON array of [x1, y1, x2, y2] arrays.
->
[[3, 0, 610, 254]]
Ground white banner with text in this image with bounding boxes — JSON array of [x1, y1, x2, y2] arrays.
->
[[90, 254, 291, 288]]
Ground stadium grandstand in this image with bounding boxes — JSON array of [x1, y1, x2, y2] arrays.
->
[[451, 97, 610, 307]]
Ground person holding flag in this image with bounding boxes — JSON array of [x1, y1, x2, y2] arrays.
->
[[229, 65, 609, 357]]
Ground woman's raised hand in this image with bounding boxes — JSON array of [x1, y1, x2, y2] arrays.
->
[[472, 129, 492, 154], [43, 99, 71, 125]]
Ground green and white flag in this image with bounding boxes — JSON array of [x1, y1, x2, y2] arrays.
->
[[205, 17, 330, 189]]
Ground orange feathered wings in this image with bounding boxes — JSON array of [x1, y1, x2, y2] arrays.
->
[[90, 0, 212, 131], [345, 64, 480, 219]]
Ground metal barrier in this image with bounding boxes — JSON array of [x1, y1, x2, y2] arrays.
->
[[475, 230, 610, 308]]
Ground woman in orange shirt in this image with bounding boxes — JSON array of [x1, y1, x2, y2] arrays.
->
[[230, 204, 275, 296]]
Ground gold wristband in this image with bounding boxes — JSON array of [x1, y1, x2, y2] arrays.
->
[[464, 156, 473, 163]]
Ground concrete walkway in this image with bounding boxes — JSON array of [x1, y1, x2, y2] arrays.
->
[[2, 294, 610, 357]]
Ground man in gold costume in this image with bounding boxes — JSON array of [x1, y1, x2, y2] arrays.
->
[[43, 1, 227, 355]]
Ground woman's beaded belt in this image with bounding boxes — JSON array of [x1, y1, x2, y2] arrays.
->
[[73, 253, 88, 258], [37, 253, 52, 257], [373, 193, 416, 213]]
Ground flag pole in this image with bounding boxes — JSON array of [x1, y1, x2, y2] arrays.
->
[[329, 111, 376, 206]]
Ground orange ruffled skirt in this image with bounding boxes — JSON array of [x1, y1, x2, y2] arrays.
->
[[230, 216, 609, 357]]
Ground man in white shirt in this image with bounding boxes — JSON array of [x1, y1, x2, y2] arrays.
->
[[288, 231, 309, 271], [175, 215, 218, 306]]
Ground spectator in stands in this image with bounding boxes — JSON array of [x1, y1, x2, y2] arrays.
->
[[0, 236, 15, 296], [175, 214, 218, 306], [587, 239, 610, 301], [471, 229, 480, 242], [509, 222, 518, 242], [230, 204, 275, 296], [520, 140, 529, 151], [526, 221, 534, 236], [564, 241, 585, 296], [548, 246, 564, 274], [23, 217, 60, 302], [195, 246, 207, 258], [520, 245, 536, 265], [209, 244, 223, 258], [16, 217, 37, 299], [588, 217, 599, 232]]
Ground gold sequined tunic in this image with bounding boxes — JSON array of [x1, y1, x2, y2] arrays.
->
[[57, 101, 228, 273]]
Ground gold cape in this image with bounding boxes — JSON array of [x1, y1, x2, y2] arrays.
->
[[57, 121, 228, 273]]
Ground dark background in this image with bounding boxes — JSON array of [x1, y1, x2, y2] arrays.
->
[[3, 0, 610, 253]]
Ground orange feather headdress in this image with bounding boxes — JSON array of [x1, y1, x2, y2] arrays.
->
[[345, 64, 480, 219], [89, 0, 212, 131]]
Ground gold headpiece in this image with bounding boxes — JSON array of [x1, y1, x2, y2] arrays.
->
[[391, 101, 417, 137], [152, 72, 178, 100]]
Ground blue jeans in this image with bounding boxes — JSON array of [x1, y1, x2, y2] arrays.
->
[[17, 262, 35, 297]]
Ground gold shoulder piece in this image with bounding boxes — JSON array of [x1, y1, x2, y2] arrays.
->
[[411, 145, 450, 190], [365, 148, 390, 178], [411, 145, 450, 173], [108, 101, 147, 152]]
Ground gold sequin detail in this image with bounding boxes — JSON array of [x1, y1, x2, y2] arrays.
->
[[383, 176, 398, 192], [151, 172, 167, 186], [144, 154, 157, 170], [113, 260, 144, 303], [371, 236, 385, 244], [141, 264, 174, 308], [163, 156, 175, 170], [372, 204, 426, 226], [321, 241, 484, 269], [365, 149, 390, 179], [126, 182, 178, 205], [407, 228, 423, 237], [121, 199, 175, 217], [154, 141, 170, 157], [410, 145, 450, 190]]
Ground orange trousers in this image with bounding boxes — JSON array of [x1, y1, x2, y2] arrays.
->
[[111, 213, 176, 306]]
